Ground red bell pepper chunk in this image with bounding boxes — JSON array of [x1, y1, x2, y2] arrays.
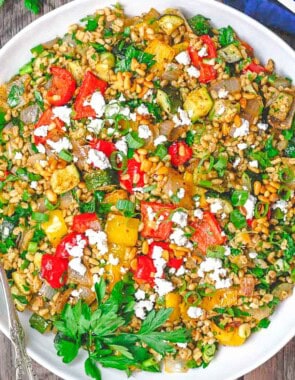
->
[[168, 141, 192, 167], [188, 46, 217, 83], [247, 219, 253, 228], [167, 257, 183, 270], [90, 139, 116, 157], [191, 211, 226, 255], [47, 66, 76, 106], [55, 232, 88, 259], [73, 71, 108, 120], [33, 108, 65, 145], [200, 35, 217, 59], [72, 213, 100, 233], [119, 158, 145, 193], [41, 254, 68, 289], [134, 255, 156, 285], [243, 62, 267, 74], [141, 201, 176, 240], [0, 170, 9, 181]]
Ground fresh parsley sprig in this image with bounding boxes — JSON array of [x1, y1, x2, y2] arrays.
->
[[53, 278, 191, 379], [0, 0, 42, 14]]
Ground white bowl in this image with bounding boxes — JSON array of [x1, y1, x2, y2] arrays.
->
[[0, 1, 294, 379]]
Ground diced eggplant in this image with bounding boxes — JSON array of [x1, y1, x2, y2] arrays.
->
[[209, 99, 240, 123], [268, 94, 295, 130], [158, 14, 184, 35], [241, 97, 264, 124], [218, 44, 242, 63], [184, 87, 213, 122]]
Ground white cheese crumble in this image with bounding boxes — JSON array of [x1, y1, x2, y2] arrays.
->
[[69, 258, 87, 276], [53, 106, 72, 125], [47, 137, 72, 153], [170, 228, 192, 248], [232, 119, 250, 138], [108, 253, 119, 266], [249, 251, 258, 259], [194, 209, 204, 219], [237, 143, 248, 150], [151, 245, 167, 278], [154, 135, 167, 146], [177, 343, 188, 348], [107, 127, 115, 135], [14, 152, 23, 160], [233, 157, 241, 168], [249, 160, 258, 168], [198, 45, 208, 57], [175, 51, 191, 65], [135, 289, 146, 300], [187, 306, 203, 319], [36, 144, 46, 154], [39, 160, 48, 167], [138, 124, 152, 139], [84, 91, 106, 118], [177, 188, 185, 199], [34, 125, 48, 137], [134, 300, 154, 320], [146, 206, 156, 221], [30, 181, 38, 190], [210, 199, 223, 214], [172, 211, 188, 228], [216, 103, 226, 116], [175, 265, 185, 276], [154, 278, 174, 297], [87, 149, 111, 169], [137, 104, 150, 115], [85, 229, 108, 255], [115, 137, 128, 155], [186, 66, 200, 78], [218, 88, 229, 99], [244, 195, 257, 219], [65, 234, 87, 258], [198, 257, 232, 289], [172, 108, 191, 126], [257, 122, 269, 131], [71, 288, 83, 298], [87, 119, 104, 134]]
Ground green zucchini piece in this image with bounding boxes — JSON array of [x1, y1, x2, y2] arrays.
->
[[184, 87, 213, 122], [218, 44, 242, 63], [158, 14, 184, 35], [84, 169, 118, 191], [156, 86, 182, 114], [29, 313, 50, 334], [209, 99, 240, 123], [268, 92, 293, 122]]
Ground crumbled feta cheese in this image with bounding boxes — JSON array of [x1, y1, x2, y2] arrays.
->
[[187, 306, 203, 319], [30, 181, 38, 190], [257, 122, 269, 131], [39, 160, 48, 167], [176, 266, 185, 276], [47, 137, 72, 153], [85, 229, 108, 255], [120, 106, 136, 121], [87, 149, 111, 169], [143, 89, 153, 100], [233, 157, 241, 168], [198, 257, 232, 289], [177, 343, 188, 348], [198, 45, 208, 57], [71, 288, 83, 298], [172, 211, 188, 228], [151, 245, 166, 278], [186, 66, 200, 78], [172, 108, 191, 126], [132, 187, 144, 193], [120, 267, 127, 274], [224, 246, 231, 256], [170, 228, 191, 248], [218, 88, 229, 99], [34, 125, 48, 137], [65, 234, 87, 258], [177, 188, 185, 199], [104, 101, 121, 118], [14, 152, 23, 160], [237, 143, 248, 150], [221, 212, 227, 220], [138, 124, 152, 139], [98, 267, 105, 276], [154, 278, 174, 297], [108, 253, 119, 266], [244, 195, 257, 219], [115, 137, 128, 155], [135, 289, 146, 300], [214, 278, 233, 289], [249, 160, 258, 168], [198, 258, 223, 277], [107, 127, 115, 135], [87, 119, 104, 134], [147, 206, 156, 221], [69, 258, 87, 276], [84, 91, 105, 117], [135, 300, 154, 320], [210, 199, 223, 214], [194, 209, 204, 219], [154, 135, 167, 146], [203, 58, 216, 65], [53, 106, 71, 125], [36, 144, 46, 154], [232, 119, 250, 138], [216, 104, 226, 116], [137, 104, 150, 115], [249, 251, 258, 259], [175, 51, 191, 65]]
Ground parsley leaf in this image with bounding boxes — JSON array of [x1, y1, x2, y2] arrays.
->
[[116, 45, 155, 72], [54, 334, 79, 363], [24, 0, 41, 14], [188, 14, 212, 36], [7, 84, 24, 108], [218, 26, 237, 47], [85, 358, 101, 380], [80, 15, 100, 31]]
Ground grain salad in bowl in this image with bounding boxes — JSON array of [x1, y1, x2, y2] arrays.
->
[[0, 3, 294, 379]]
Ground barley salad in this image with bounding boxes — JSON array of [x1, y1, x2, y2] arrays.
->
[[0, 4, 294, 379]]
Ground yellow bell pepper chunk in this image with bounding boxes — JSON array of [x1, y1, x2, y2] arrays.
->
[[211, 322, 246, 346], [165, 293, 182, 322], [105, 213, 139, 246], [145, 40, 175, 73], [201, 288, 238, 311], [41, 210, 68, 247], [104, 264, 122, 290]]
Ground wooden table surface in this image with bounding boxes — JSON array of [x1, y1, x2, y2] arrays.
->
[[0, 1, 294, 379]]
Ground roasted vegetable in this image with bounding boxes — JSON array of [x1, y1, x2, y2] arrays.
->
[[145, 40, 175, 72], [218, 44, 242, 63], [84, 169, 118, 191], [41, 210, 68, 247], [209, 99, 240, 122], [156, 86, 182, 114], [268, 92, 293, 123], [184, 87, 213, 122], [29, 313, 51, 334], [211, 322, 247, 346], [201, 289, 238, 311], [105, 213, 139, 246], [158, 14, 184, 35], [95, 52, 116, 81], [50, 164, 80, 194]]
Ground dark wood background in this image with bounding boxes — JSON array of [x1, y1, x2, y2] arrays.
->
[[0, 1, 294, 379]]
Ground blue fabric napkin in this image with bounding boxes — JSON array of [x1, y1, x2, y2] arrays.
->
[[224, 0, 295, 35]]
